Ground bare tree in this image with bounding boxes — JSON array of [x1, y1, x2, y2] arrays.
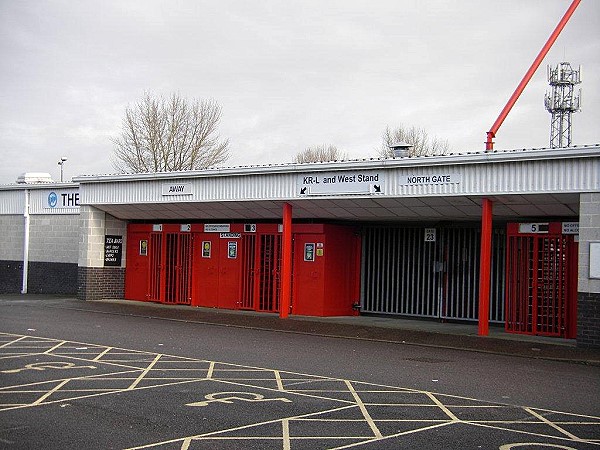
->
[[112, 92, 229, 172], [378, 125, 449, 158], [294, 145, 347, 163]]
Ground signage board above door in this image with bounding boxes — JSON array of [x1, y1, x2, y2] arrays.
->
[[297, 171, 385, 196], [162, 183, 192, 196]]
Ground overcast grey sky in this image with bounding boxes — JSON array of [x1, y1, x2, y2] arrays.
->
[[0, 0, 598, 184]]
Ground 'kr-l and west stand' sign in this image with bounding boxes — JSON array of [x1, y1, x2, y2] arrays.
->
[[298, 171, 385, 196]]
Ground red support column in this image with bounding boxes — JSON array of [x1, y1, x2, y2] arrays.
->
[[280, 202, 293, 319], [478, 198, 493, 336]]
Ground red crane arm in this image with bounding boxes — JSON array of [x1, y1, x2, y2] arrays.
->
[[485, 0, 581, 151]]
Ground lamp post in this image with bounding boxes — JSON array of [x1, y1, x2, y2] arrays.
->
[[58, 157, 67, 182]]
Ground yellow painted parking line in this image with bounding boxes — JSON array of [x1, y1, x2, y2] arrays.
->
[[0, 336, 27, 348], [467, 421, 600, 447], [525, 407, 582, 441], [207, 378, 356, 405], [127, 354, 163, 390], [0, 378, 208, 413], [92, 346, 113, 361], [274, 370, 285, 391], [2, 331, 599, 449], [32, 379, 69, 405], [425, 392, 460, 421], [42, 341, 67, 354], [124, 405, 359, 449], [344, 380, 383, 439], [282, 418, 291, 450], [331, 421, 456, 450]]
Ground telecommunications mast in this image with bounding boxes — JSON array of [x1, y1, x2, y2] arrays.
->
[[544, 62, 581, 148]]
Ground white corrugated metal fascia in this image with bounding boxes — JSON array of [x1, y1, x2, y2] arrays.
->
[[73, 145, 600, 183], [0, 189, 25, 214], [79, 155, 598, 206], [0, 186, 80, 215], [0, 182, 79, 191]]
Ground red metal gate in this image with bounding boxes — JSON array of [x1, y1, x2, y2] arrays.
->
[[148, 233, 162, 301], [257, 234, 281, 312], [239, 233, 281, 312], [240, 234, 256, 309], [505, 223, 577, 338], [147, 230, 192, 305], [164, 233, 192, 305]]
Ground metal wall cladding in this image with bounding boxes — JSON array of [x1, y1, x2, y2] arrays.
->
[[0, 190, 23, 214], [78, 149, 599, 206], [80, 174, 297, 205], [0, 187, 80, 215], [387, 158, 599, 197]]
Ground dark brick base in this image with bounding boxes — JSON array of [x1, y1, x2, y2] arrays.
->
[[78, 267, 125, 301], [577, 292, 600, 349], [1, 260, 77, 295], [0, 261, 23, 293]]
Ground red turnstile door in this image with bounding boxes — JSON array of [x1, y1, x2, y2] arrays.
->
[[256, 234, 281, 312], [240, 234, 257, 310], [148, 233, 163, 302], [506, 223, 577, 338], [164, 232, 192, 305]]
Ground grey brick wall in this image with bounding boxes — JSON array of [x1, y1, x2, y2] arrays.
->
[[0, 213, 79, 294], [577, 193, 600, 348], [578, 193, 600, 294], [29, 214, 79, 264], [0, 216, 24, 261], [577, 292, 600, 348]]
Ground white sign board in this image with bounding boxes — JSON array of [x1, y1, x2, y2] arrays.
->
[[204, 223, 230, 233], [590, 242, 600, 279], [297, 171, 385, 196], [562, 222, 579, 235], [162, 183, 192, 196], [518, 223, 549, 234], [424, 228, 436, 242], [398, 173, 462, 186], [43, 190, 80, 210], [220, 232, 241, 239]]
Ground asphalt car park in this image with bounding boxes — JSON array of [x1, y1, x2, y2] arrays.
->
[[0, 297, 599, 449]]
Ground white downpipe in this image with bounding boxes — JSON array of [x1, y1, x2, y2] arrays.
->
[[21, 189, 30, 294]]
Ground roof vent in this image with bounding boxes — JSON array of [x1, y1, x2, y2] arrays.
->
[[389, 142, 413, 158], [16, 172, 54, 184]]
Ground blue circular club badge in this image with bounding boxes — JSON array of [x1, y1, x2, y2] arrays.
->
[[48, 192, 58, 208]]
